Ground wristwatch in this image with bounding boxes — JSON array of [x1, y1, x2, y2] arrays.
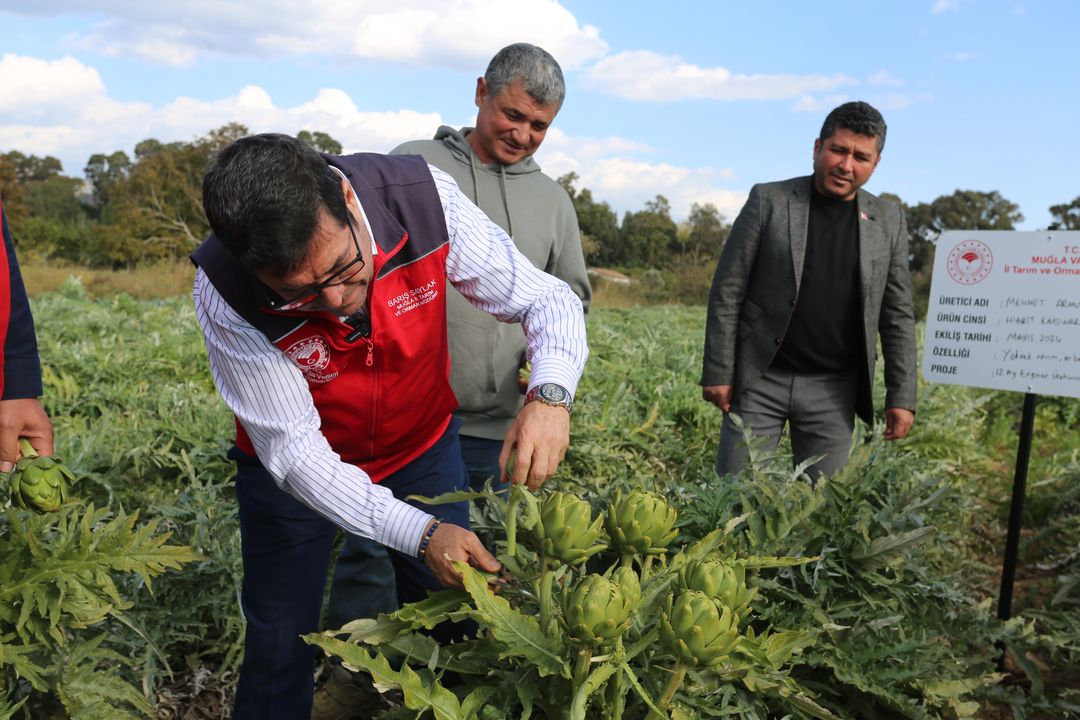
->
[[525, 383, 573, 414]]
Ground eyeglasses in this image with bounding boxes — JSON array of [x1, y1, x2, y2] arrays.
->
[[266, 217, 366, 311]]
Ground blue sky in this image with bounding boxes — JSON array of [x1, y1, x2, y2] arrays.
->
[[1, 0, 1077, 228]]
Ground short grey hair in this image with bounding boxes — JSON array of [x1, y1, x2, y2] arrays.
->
[[484, 43, 565, 109]]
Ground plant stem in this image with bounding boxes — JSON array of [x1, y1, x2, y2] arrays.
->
[[538, 560, 555, 634], [506, 487, 519, 556], [646, 661, 687, 719], [573, 648, 593, 688], [18, 438, 37, 460], [607, 639, 627, 719]]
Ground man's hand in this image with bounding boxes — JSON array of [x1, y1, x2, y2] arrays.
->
[[702, 384, 733, 412], [0, 398, 54, 473], [498, 400, 570, 492], [883, 407, 915, 440], [422, 521, 501, 588]]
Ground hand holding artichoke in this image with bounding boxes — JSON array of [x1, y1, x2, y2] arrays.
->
[[6, 438, 75, 513]]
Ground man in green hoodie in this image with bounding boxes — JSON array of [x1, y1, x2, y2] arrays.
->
[[313, 43, 591, 718]]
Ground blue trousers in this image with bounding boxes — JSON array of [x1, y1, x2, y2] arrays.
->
[[231, 420, 469, 720], [326, 433, 505, 638]]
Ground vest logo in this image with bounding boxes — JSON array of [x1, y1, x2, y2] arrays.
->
[[386, 278, 440, 317], [285, 336, 339, 384]]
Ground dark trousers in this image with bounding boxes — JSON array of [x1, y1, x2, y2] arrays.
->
[[231, 420, 469, 720], [326, 432, 505, 637], [716, 367, 858, 480]]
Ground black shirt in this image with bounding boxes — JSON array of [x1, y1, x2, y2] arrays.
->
[[772, 185, 863, 372]]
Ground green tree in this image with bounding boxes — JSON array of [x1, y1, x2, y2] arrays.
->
[[683, 202, 729, 259], [3, 150, 63, 183], [297, 129, 343, 154], [0, 154, 27, 223], [84, 150, 132, 213], [618, 195, 678, 268], [92, 124, 249, 266], [1049, 196, 1080, 230], [557, 172, 619, 265]]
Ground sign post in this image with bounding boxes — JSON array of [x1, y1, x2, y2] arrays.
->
[[922, 231, 1080, 655]]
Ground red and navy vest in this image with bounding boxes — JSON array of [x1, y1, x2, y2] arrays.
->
[[192, 153, 457, 482]]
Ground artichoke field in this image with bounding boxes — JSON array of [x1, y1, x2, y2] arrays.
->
[[2, 439, 200, 718], [306, 486, 825, 720]]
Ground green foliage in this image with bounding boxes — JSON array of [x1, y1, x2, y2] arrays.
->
[[297, 129, 343, 154], [0, 495, 200, 717], [309, 490, 821, 719], [617, 196, 679, 269], [11, 291, 1078, 717], [558, 173, 619, 266], [1049, 195, 1080, 230]]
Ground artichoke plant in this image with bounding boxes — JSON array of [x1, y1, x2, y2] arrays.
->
[[526, 491, 607, 565], [561, 573, 636, 647], [658, 589, 740, 667], [7, 439, 75, 513], [610, 565, 641, 609], [605, 489, 679, 556], [678, 559, 757, 617]]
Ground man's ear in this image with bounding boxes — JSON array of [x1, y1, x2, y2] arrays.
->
[[474, 77, 488, 109]]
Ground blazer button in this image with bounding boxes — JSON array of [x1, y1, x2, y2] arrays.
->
[[775, 337, 782, 345], [790, 299, 796, 306]]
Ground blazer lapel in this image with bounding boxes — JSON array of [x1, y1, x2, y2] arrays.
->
[[856, 190, 884, 303], [789, 176, 812, 293]]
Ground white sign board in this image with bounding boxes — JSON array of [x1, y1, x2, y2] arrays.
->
[[922, 231, 1080, 399]]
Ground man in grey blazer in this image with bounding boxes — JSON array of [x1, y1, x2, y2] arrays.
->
[[701, 101, 916, 478]]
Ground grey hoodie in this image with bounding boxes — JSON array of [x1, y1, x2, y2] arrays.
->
[[391, 126, 591, 440]]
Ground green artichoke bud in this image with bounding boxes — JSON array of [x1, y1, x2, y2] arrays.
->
[[605, 489, 678, 556], [7, 440, 75, 514], [658, 590, 740, 667], [610, 566, 642, 608], [561, 574, 634, 647], [678, 559, 757, 616], [525, 491, 607, 565]]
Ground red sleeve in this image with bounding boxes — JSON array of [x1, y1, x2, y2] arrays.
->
[[0, 196, 12, 397]]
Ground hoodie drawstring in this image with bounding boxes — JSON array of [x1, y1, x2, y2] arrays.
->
[[499, 165, 514, 240], [467, 148, 515, 240]]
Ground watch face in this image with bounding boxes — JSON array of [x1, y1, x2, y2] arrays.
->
[[540, 384, 568, 403]]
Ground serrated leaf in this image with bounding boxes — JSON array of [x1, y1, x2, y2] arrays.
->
[[569, 661, 617, 720], [457, 562, 569, 678], [850, 526, 936, 562], [303, 636, 465, 720]]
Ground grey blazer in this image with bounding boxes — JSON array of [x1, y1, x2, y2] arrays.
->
[[701, 175, 917, 424]]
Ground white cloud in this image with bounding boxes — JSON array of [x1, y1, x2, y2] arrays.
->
[[950, 51, 976, 61], [868, 70, 904, 86], [0, 53, 443, 175], [932, 0, 965, 14], [537, 137, 745, 221], [0, 51, 746, 224], [0, 54, 111, 120], [583, 50, 856, 102], [21, 0, 607, 70], [791, 94, 850, 113]]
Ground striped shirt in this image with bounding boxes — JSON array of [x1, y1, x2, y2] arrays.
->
[[193, 165, 587, 556]]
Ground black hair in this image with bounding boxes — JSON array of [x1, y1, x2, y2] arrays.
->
[[201, 133, 350, 273], [818, 101, 887, 153]]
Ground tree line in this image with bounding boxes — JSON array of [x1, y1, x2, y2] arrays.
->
[[1, 123, 1078, 299]]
